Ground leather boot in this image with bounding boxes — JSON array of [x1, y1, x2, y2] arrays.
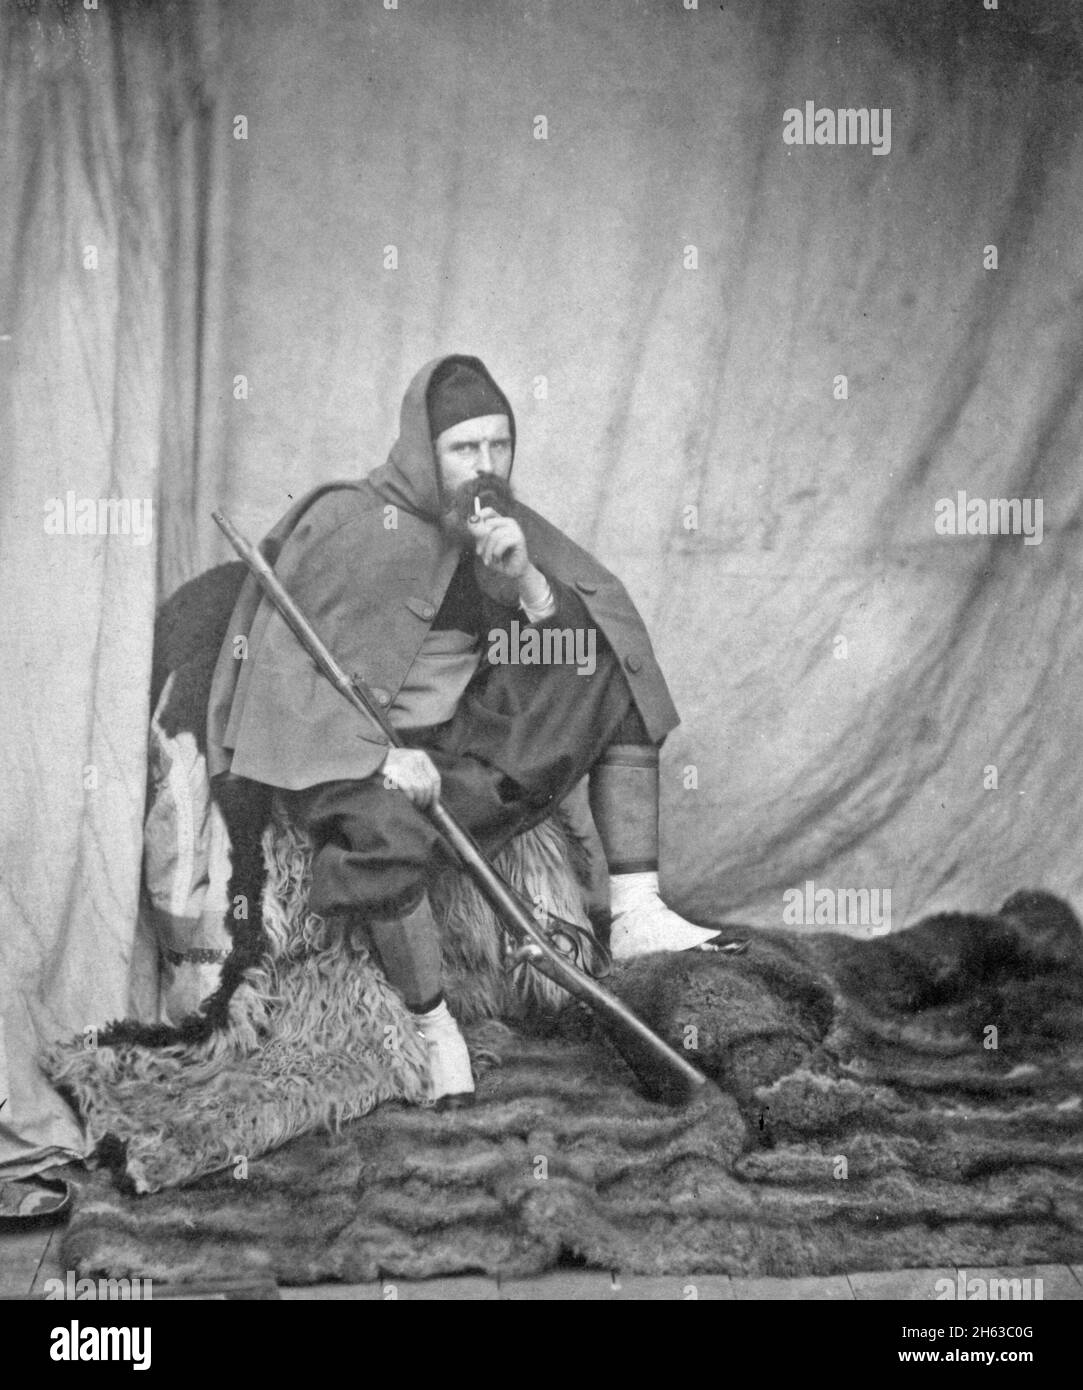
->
[[589, 744, 721, 959]]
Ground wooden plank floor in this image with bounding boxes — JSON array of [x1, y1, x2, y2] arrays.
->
[[4, 1226, 1080, 1299], [0, 1225, 64, 1298]]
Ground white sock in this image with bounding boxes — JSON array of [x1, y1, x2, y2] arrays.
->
[[414, 999, 475, 1101], [414, 998, 452, 1024], [608, 871, 721, 959]]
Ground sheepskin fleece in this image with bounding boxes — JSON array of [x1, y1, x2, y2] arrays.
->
[[45, 811, 590, 1194]]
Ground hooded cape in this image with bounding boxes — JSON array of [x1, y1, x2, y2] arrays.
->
[[207, 355, 679, 791]]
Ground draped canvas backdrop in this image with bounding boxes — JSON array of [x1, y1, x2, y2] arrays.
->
[[3, 0, 1082, 1175]]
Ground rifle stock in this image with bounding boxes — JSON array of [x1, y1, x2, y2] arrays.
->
[[212, 509, 712, 1105]]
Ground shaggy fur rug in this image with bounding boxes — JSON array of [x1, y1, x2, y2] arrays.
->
[[59, 892, 1083, 1281], [46, 807, 590, 1194]]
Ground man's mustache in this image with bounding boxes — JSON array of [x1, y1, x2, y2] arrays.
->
[[449, 474, 517, 526]]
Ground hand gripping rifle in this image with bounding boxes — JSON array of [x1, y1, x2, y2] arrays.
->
[[212, 510, 713, 1106]]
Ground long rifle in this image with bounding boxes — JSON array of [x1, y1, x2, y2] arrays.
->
[[212, 510, 713, 1106]]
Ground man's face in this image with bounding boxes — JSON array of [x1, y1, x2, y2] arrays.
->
[[434, 414, 513, 497]]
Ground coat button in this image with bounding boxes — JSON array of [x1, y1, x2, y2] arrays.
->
[[624, 654, 642, 674], [420, 603, 435, 620], [575, 578, 598, 594], [372, 688, 390, 706]]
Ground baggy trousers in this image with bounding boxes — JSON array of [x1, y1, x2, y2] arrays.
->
[[282, 613, 645, 921]]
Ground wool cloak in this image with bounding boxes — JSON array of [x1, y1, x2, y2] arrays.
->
[[206, 355, 680, 791]]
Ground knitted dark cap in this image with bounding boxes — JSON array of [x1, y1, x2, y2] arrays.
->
[[427, 359, 510, 439]]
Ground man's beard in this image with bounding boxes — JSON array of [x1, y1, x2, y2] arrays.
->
[[439, 473, 517, 549]]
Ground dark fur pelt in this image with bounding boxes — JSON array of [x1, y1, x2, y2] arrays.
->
[[150, 561, 247, 724], [613, 891, 1083, 1100], [60, 891, 1083, 1281]]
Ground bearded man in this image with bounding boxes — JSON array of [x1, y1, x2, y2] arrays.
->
[[207, 355, 721, 1107]]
